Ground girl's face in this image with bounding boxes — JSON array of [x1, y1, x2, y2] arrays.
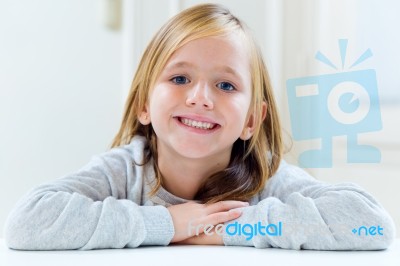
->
[[144, 33, 254, 161]]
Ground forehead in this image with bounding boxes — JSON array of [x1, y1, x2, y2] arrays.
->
[[164, 33, 251, 75]]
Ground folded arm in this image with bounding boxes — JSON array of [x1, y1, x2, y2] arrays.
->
[[223, 161, 396, 250], [4, 146, 174, 250]]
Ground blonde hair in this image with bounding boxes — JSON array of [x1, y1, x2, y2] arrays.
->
[[111, 3, 283, 203]]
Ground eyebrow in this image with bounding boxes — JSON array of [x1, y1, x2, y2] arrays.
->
[[164, 61, 242, 78], [165, 61, 195, 70]]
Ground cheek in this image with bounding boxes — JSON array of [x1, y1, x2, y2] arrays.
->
[[151, 84, 182, 105], [149, 85, 170, 111], [228, 95, 251, 125], [148, 84, 180, 123]]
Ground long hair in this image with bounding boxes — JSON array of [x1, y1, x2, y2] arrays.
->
[[110, 3, 283, 204]]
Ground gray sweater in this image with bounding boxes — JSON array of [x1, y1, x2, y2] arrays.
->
[[4, 136, 395, 250]]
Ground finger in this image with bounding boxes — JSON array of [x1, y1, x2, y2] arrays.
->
[[205, 200, 249, 214], [187, 210, 241, 239], [175, 237, 195, 245], [202, 208, 244, 226]]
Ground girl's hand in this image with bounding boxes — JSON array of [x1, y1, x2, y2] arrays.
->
[[167, 200, 248, 243], [173, 225, 224, 245]]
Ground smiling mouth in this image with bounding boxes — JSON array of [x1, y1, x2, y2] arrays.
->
[[177, 117, 219, 130]]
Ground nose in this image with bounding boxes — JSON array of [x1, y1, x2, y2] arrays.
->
[[185, 82, 214, 109]]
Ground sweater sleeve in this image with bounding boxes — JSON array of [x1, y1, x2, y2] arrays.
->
[[4, 144, 175, 250], [222, 161, 396, 250]]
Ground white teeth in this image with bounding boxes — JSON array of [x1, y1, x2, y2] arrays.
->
[[180, 118, 215, 130]]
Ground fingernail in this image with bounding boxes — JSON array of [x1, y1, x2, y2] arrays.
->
[[243, 202, 249, 206], [229, 209, 242, 214]]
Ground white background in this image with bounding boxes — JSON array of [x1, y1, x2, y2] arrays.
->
[[1, 0, 399, 237]]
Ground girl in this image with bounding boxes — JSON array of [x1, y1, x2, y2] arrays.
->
[[4, 4, 395, 250]]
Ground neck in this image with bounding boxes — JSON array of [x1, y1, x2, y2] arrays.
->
[[157, 144, 231, 200]]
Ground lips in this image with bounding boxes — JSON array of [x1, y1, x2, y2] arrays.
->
[[179, 117, 216, 130], [174, 115, 220, 131]]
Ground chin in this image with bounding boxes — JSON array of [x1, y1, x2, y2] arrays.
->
[[173, 141, 230, 161], [175, 148, 215, 159]]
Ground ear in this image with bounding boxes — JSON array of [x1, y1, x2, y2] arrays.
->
[[240, 101, 267, 140], [138, 104, 151, 125]]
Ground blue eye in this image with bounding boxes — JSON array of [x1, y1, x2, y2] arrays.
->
[[171, 76, 189, 84], [217, 82, 235, 91]]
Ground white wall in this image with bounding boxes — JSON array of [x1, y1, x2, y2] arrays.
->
[[1, 0, 399, 238], [0, 0, 123, 236]]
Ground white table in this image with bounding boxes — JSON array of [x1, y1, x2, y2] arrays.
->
[[1, 239, 400, 266]]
